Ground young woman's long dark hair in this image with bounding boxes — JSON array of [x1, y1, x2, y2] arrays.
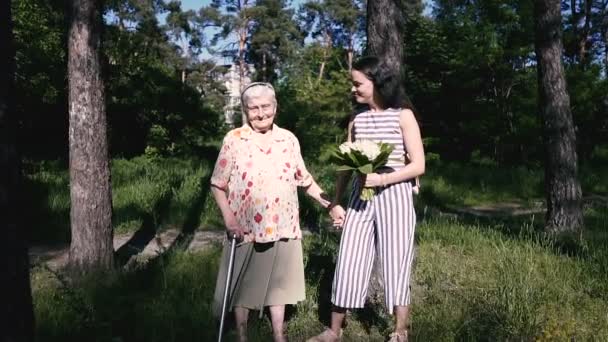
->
[[352, 56, 417, 113]]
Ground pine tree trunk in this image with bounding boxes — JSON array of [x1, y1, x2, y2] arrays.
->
[[365, 0, 408, 309], [534, 0, 584, 234], [347, 34, 354, 71], [68, 0, 114, 274], [0, 1, 35, 339], [239, 27, 248, 125], [367, 0, 405, 76]]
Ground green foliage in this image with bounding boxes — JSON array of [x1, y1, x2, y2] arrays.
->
[[276, 46, 353, 158], [412, 217, 608, 341], [248, 0, 303, 82], [407, 1, 542, 164], [25, 156, 215, 243], [12, 0, 68, 159], [30, 209, 608, 341], [104, 20, 224, 157], [32, 248, 222, 341]]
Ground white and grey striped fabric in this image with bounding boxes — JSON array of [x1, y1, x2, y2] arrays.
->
[[331, 109, 417, 312], [352, 108, 406, 169]]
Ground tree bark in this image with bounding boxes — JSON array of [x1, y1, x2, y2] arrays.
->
[[238, 0, 251, 125], [68, 0, 114, 273], [578, 0, 592, 64], [367, 0, 405, 76], [0, 1, 35, 340], [365, 0, 408, 309], [534, 0, 584, 235]]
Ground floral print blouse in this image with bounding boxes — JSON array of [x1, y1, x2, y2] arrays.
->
[[211, 124, 313, 243]]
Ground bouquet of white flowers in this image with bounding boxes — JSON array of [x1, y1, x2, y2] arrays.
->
[[329, 140, 394, 201]]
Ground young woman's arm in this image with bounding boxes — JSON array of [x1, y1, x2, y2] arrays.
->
[[364, 109, 425, 187]]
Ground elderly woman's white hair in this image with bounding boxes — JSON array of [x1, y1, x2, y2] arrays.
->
[[240, 82, 277, 109]]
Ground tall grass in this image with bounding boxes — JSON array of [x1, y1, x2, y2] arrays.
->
[[31, 214, 608, 341], [412, 218, 608, 341], [33, 248, 222, 342], [28, 158, 608, 341], [25, 156, 217, 243]]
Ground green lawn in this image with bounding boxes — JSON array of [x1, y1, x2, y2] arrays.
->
[[28, 157, 608, 341]]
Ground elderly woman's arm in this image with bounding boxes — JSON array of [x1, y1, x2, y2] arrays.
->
[[303, 180, 331, 209], [211, 185, 246, 240]]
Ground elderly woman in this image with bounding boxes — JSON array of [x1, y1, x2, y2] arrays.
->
[[212, 82, 330, 342]]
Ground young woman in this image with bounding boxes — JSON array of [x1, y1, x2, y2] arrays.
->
[[309, 56, 425, 342]]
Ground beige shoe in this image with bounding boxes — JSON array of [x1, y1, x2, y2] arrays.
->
[[306, 328, 341, 342], [388, 331, 408, 342]]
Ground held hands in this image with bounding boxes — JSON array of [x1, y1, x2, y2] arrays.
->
[[329, 205, 346, 229]]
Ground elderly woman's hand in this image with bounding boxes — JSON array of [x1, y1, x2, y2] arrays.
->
[[329, 205, 346, 229], [225, 218, 246, 241]]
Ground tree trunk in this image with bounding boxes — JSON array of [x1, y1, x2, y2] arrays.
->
[[68, 0, 114, 274], [262, 51, 268, 82], [238, 27, 248, 124], [365, 0, 408, 308], [317, 30, 331, 83], [578, 0, 592, 64], [534, 0, 584, 235], [347, 33, 354, 71], [367, 0, 405, 76], [0, 1, 35, 340]]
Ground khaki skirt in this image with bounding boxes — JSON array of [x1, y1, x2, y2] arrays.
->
[[213, 238, 305, 316]]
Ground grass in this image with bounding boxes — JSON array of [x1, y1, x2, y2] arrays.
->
[[24, 155, 220, 244], [27, 156, 608, 341], [417, 159, 607, 208], [32, 248, 222, 341]]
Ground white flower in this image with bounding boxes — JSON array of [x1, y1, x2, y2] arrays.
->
[[352, 140, 381, 160], [339, 142, 354, 154]]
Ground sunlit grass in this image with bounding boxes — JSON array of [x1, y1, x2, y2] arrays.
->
[[28, 157, 608, 341]]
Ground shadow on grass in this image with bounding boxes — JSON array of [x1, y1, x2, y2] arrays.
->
[[114, 185, 174, 267], [165, 171, 213, 253], [417, 186, 608, 260]]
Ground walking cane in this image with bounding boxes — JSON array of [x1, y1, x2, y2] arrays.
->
[[218, 234, 237, 342]]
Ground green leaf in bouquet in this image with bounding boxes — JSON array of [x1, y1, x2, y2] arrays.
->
[[328, 148, 350, 166], [336, 165, 357, 172], [372, 143, 394, 169], [345, 150, 361, 166], [351, 149, 372, 165], [358, 163, 373, 174]]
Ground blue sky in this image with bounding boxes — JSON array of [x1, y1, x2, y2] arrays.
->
[[179, 0, 305, 11], [178, 0, 433, 13], [163, 0, 434, 63]]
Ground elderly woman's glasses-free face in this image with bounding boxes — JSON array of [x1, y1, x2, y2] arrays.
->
[[246, 103, 274, 115]]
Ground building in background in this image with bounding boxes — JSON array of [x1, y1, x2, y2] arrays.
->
[[219, 63, 253, 127]]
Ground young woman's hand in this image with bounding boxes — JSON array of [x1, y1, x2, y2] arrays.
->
[[363, 173, 384, 187], [329, 205, 346, 228]]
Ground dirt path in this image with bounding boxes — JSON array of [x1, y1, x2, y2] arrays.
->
[[30, 195, 607, 271], [29, 228, 226, 271]]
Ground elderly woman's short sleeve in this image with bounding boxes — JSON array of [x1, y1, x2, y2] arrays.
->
[[210, 136, 234, 190], [292, 135, 313, 187]]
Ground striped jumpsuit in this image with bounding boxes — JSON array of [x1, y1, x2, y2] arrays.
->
[[331, 108, 417, 312]]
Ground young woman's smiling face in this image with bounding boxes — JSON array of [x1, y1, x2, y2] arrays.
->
[[351, 69, 374, 104]]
